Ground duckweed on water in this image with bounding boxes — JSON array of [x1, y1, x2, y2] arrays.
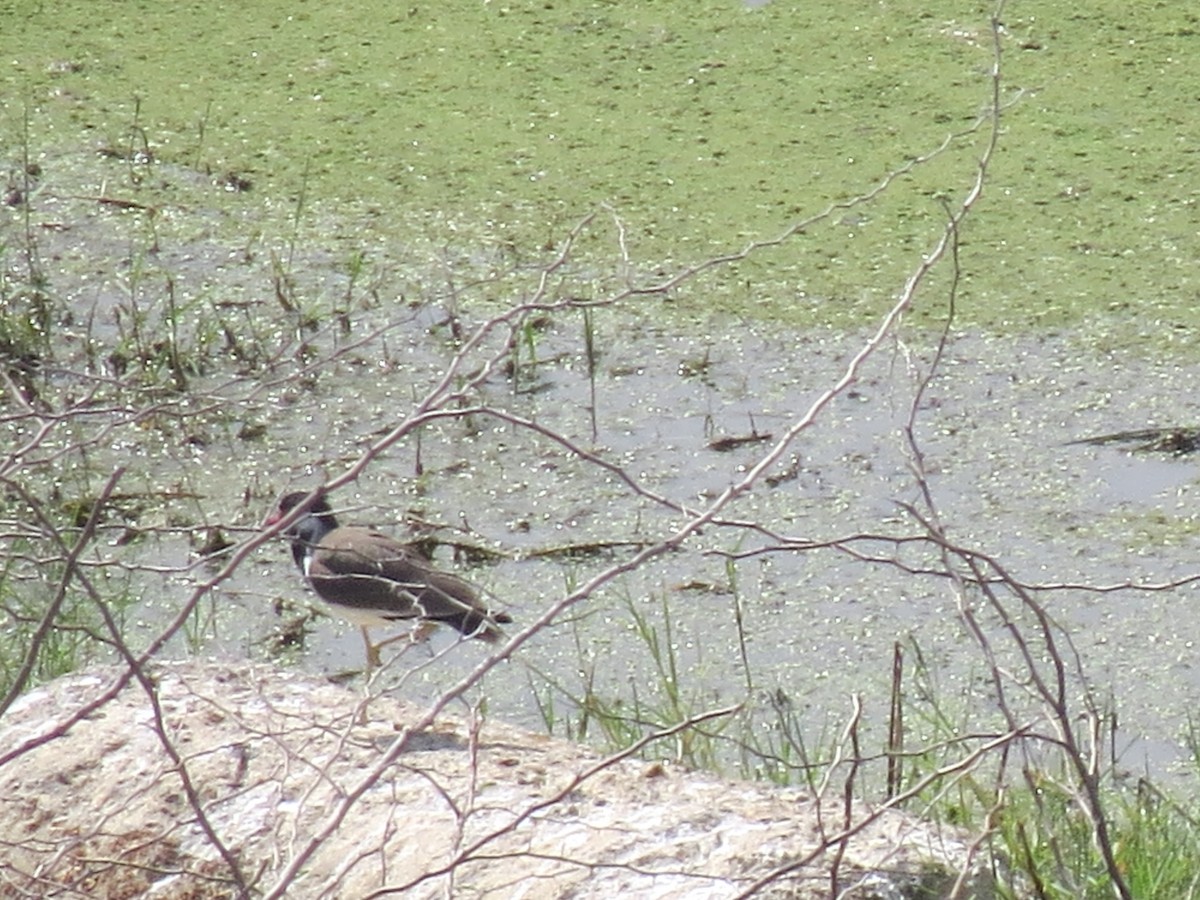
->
[[1, 1, 1196, 338]]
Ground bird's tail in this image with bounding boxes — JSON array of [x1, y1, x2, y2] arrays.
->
[[458, 608, 512, 643]]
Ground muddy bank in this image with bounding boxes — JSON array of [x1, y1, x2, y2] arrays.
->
[[0, 662, 986, 898]]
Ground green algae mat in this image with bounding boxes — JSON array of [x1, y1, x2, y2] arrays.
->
[[1, 1, 1197, 336]]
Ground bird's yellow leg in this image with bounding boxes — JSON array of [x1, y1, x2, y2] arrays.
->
[[361, 627, 382, 673], [371, 621, 437, 660]]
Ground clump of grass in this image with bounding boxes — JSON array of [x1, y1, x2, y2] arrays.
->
[[0, 502, 129, 704], [0, 546, 87, 692], [529, 590, 741, 772], [1, 107, 55, 369], [975, 763, 1200, 899]]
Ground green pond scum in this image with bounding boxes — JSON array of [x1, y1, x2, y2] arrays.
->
[[1, 1, 1197, 339]]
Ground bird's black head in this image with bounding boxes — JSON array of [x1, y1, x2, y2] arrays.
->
[[267, 491, 339, 532], [276, 490, 334, 518], [268, 491, 339, 572]]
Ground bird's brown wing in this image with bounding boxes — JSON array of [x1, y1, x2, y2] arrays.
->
[[311, 527, 506, 639]]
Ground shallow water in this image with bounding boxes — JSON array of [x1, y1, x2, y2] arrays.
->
[[3, 1, 1200, 783], [182, 307, 1200, 778]]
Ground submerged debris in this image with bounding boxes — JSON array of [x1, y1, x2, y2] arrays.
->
[[1069, 427, 1200, 456], [708, 431, 773, 453]]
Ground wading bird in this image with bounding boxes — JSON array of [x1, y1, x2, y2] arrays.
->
[[266, 491, 511, 670]]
